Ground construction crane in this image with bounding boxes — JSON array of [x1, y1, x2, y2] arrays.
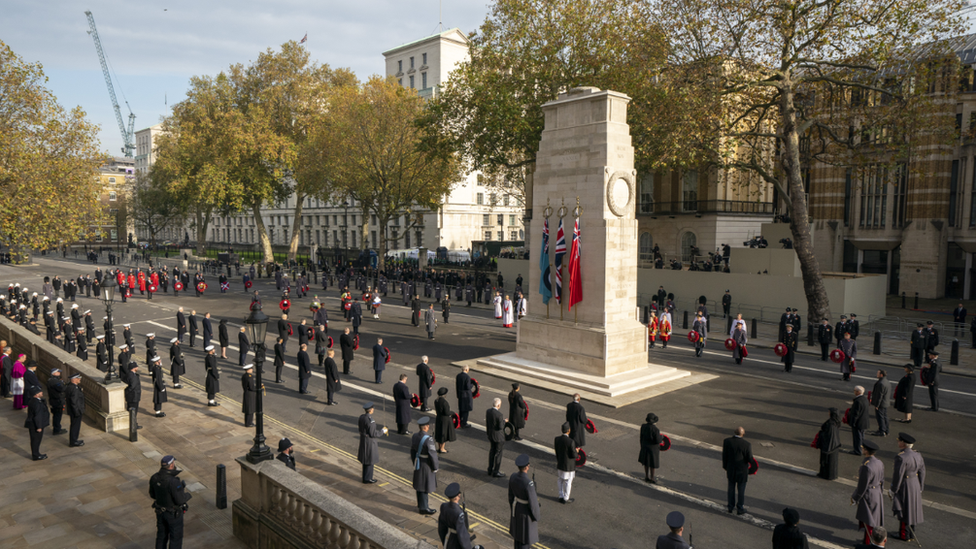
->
[[84, 10, 135, 157]]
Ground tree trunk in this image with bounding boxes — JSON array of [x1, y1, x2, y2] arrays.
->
[[360, 204, 370, 252], [194, 205, 212, 257], [253, 200, 275, 265], [781, 88, 831, 324], [377, 221, 388, 271], [288, 193, 304, 262]]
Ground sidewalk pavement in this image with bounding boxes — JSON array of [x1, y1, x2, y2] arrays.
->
[[0, 369, 511, 549]]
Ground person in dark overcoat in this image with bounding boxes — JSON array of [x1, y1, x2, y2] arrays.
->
[[894, 365, 915, 423], [150, 356, 167, 418], [434, 387, 456, 452], [124, 362, 142, 428], [339, 327, 354, 375], [639, 412, 662, 483], [218, 319, 229, 359], [438, 483, 476, 549], [554, 422, 577, 503], [241, 364, 257, 426], [324, 349, 340, 405], [486, 398, 506, 477], [393, 374, 412, 434], [818, 318, 833, 361], [909, 324, 926, 367], [411, 296, 421, 327], [566, 394, 587, 448], [771, 508, 809, 549], [202, 312, 213, 349], [46, 369, 65, 435], [722, 426, 753, 514], [372, 338, 388, 384], [921, 350, 940, 412], [273, 338, 285, 383], [508, 383, 527, 441], [297, 343, 311, 394], [852, 440, 885, 545], [314, 325, 329, 368], [816, 408, 842, 480], [410, 416, 439, 514], [455, 366, 474, 428], [205, 346, 219, 406], [416, 356, 433, 411], [508, 454, 540, 549], [64, 373, 86, 446], [187, 310, 198, 347], [891, 432, 925, 542], [25, 385, 49, 460], [357, 402, 387, 483], [849, 386, 870, 456], [238, 327, 250, 367], [782, 325, 798, 372], [170, 338, 185, 389], [839, 332, 857, 381]]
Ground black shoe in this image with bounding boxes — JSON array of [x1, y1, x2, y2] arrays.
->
[[173, 384, 183, 389], [299, 391, 310, 394], [727, 508, 734, 514], [736, 508, 746, 515], [54, 429, 67, 435], [363, 479, 378, 484], [559, 498, 566, 504], [137, 426, 143, 430], [71, 441, 85, 447], [848, 450, 862, 455], [420, 508, 436, 515], [155, 413, 166, 418], [492, 472, 505, 478], [513, 436, 523, 441], [401, 431, 412, 436], [245, 423, 255, 427], [33, 455, 48, 461]]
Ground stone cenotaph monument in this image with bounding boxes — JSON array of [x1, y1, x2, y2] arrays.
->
[[475, 87, 689, 404]]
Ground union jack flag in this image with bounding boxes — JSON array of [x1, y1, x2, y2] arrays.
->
[[568, 218, 582, 310], [299, 33, 307, 44], [554, 219, 566, 303]]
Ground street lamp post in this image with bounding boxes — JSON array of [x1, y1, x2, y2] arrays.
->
[[101, 275, 118, 384], [244, 303, 272, 463]]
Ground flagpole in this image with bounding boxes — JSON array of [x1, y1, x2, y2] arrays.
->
[[557, 201, 568, 322], [573, 196, 582, 325]]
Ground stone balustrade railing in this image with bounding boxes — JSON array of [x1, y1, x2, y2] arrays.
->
[[233, 457, 436, 549], [0, 317, 129, 432]]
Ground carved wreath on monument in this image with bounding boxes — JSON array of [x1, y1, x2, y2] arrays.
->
[[605, 169, 636, 217]]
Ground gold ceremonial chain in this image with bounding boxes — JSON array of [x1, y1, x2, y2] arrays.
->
[[543, 198, 553, 220], [573, 196, 583, 218]]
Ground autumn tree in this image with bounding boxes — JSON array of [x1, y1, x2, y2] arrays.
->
[[130, 172, 185, 250], [319, 77, 461, 269], [0, 41, 106, 262], [657, 0, 965, 322]]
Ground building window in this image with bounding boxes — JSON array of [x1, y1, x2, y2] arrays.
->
[[371, 214, 377, 225], [421, 72, 427, 89], [477, 175, 484, 186], [510, 230, 518, 240], [109, 191, 117, 201], [477, 193, 484, 205], [504, 194, 510, 206], [681, 170, 698, 212], [410, 56, 414, 69], [405, 231, 411, 247], [371, 231, 377, 248], [109, 177, 116, 183], [110, 229, 118, 241], [844, 168, 853, 227], [398, 60, 403, 72], [485, 231, 492, 241], [351, 231, 357, 248], [497, 231, 504, 241], [483, 214, 490, 226], [680, 231, 697, 262], [409, 75, 415, 89], [416, 231, 422, 247], [859, 164, 888, 229], [509, 215, 517, 226], [950, 158, 964, 228], [640, 174, 655, 213], [893, 164, 908, 229], [497, 214, 504, 226], [422, 53, 427, 65], [639, 232, 653, 262]]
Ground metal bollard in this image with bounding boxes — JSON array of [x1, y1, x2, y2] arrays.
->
[[901, 292, 906, 309], [751, 318, 758, 338], [807, 324, 815, 346], [682, 310, 689, 329], [951, 339, 960, 366], [727, 315, 733, 334], [128, 407, 138, 442], [873, 331, 882, 355], [216, 464, 227, 509], [914, 292, 919, 310]]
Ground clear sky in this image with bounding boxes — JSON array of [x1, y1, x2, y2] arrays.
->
[[1, 0, 489, 158]]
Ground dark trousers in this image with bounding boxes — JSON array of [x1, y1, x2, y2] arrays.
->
[[327, 387, 335, 404], [852, 428, 865, 454], [818, 451, 839, 480], [875, 407, 889, 434], [299, 376, 309, 393], [52, 409, 63, 432], [244, 412, 254, 426], [342, 360, 350, 375], [416, 491, 429, 511], [172, 372, 180, 386], [397, 423, 408, 435], [177, 331, 184, 343], [820, 342, 829, 360], [727, 478, 746, 512], [459, 411, 469, 426], [362, 463, 374, 482], [428, 331, 434, 339], [128, 400, 140, 425], [203, 337, 210, 349], [69, 415, 82, 444], [2, 375, 9, 397], [784, 360, 793, 373], [928, 385, 939, 411], [420, 396, 429, 410], [318, 353, 325, 367], [275, 363, 283, 382], [911, 348, 923, 367], [155, 509, 184, 549], [239, 352, 247, 367], [29, 428, 43, 458], [374, 370, 382, 384], [488, 440, 504, 475]]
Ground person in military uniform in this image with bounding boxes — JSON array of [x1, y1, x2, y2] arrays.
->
[[241, 364, 257, 426], [691, 311, 707, 358], [772, 507, 809, 549], [170, 338, 185, 389], [357, 402, 387, 483], [416, 355, 433, 412], [909, 324, 926, 367], [25, 385, 49, 460], [891, 432, 925, 542], [852, 439, 885, 545], [722, 289, 732, 318], [816, 319, 833, 362], [438, 483, 483, 549], [117, 344, 131, 384], [203, 346, 219, 406], [921, 350, 940, 412], [508, 454, 540, 549], [47, 369, 66, 436], [95, 334, 108, 371], [124, 362, 142, 429], [149, 455, 192, 549], [655, 511, 691, 549], [782, 324, 798, 372], [507, 383, 527, 441], [65, 373, 86, 447], [411, 416, 439, 515], [276, 437, 296, 471], [639, 413, 663, 483], [150, 356, 167, 418], [145, 333, 157, 365]]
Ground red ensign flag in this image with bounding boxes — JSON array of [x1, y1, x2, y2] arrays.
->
[[568, 218, 582, 310]]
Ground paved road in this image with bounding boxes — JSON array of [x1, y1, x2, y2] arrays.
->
[[9, 256, 976, 549]]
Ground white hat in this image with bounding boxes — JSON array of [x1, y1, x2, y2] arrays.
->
[[72, 304, 78, 309], [123, 324, 130, 328], [205, 345, 214, 351], [119, 344, 128, 349], [96, 334, 105, 339], [57, 297, 63, 302], [170, 337, 178, 343], [83, 310, 90, 315], [243, 364, 253, 370], [46, 311, 53, 315], [147, 332, 155, 337], [103, 316, 108, 320], [19, 305, 27, 310], [14, 283, 20, 287], [151, 356, 161, 362], [32, 292, 37, 296], [42, 296, 49, 301]]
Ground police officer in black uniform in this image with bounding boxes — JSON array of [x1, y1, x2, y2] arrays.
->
[[149, 455, 192, 549], [276, 437, 296, 471], [47, 368, 67, 435], [65, 373, 86, 447]]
